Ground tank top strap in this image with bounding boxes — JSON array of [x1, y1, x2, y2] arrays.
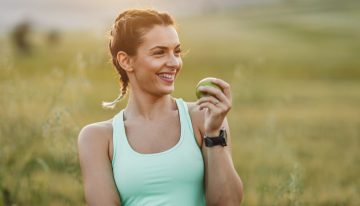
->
[[175, 98, 199, 147], [111, 110, 124, 167], [112, 98, 198, 165]]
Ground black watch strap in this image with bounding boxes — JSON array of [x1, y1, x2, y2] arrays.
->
[[204, 129, 227, 147], [204, 137, 227, 147]]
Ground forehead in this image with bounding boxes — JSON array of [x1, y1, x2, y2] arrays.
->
[[140, 25, 180, 49]]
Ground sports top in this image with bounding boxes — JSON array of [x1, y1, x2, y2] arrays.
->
[[111, 98, 206, 206]]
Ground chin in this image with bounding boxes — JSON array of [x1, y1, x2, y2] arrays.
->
[[160, 85, 175, 95], [163, 88, 174, 95]]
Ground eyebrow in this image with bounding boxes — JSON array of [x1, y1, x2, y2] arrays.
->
[[149, 44, 181, 51]]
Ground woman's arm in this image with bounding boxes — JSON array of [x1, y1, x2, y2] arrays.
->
[[78, 123, 121, 206], [201, 118, 243, 206], [195, 78, 244, 205]]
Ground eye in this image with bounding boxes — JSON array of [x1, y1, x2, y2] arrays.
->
[[153, 50, 165, 55], [174, 48, 182, 56]]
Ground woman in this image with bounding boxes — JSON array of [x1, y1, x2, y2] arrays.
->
[[78, 9, 243, 206]]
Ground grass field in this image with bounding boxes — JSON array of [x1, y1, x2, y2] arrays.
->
[[1, 1, 360, 205]]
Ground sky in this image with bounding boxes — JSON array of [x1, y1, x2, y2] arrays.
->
[[0, 0, 267, 32]]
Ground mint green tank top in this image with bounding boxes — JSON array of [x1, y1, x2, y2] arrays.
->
[[111, 98, 206, 206]]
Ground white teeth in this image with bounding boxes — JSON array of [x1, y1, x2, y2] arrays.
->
[[158, 74, 174, 80]]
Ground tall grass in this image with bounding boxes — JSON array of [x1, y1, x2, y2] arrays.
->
[[1, 1, 359, 205]]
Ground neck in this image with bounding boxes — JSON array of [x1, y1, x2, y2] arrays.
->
[[124, 90, 177, 121]]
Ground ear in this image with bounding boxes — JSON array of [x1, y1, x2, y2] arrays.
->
[[116, 51, 134, 72]]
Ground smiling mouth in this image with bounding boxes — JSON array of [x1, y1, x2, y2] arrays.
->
[[157, 73, 175, 83]]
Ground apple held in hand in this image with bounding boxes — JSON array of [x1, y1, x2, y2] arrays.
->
[[196, 77, 223, 99]]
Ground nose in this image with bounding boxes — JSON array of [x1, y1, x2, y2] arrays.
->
[[166, 53, 181, 68]]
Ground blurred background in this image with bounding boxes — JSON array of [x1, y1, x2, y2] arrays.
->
[[1, 0, 359, 205]]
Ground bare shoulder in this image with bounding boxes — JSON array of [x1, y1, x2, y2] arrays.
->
[[77, 119, 113, 159], [78, 119, 113, 143], [77, 119, 121, 205]]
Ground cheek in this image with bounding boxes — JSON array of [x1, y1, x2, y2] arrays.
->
[[149, 59, 165, 70], [177, 58, 183, 72], [139, 57, 164, 71]]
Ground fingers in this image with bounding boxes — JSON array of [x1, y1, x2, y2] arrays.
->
[[197, 95, 229, 114], [211, 78, 232, 102], [197, 101, 221, 112], [198, 86, 226, 102], [197, 85, 231, 108], [197, 95, 221, 107], [196, 78, 232, 134]]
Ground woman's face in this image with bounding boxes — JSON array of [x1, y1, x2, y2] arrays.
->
[[129, 25, 182, 97]]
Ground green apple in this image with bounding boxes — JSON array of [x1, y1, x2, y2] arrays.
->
[[196, 77, 222, 99]]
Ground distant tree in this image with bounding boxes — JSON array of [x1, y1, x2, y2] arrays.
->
[[11, 21, 32, 54]]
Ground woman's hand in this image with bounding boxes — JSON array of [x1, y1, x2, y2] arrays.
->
[[196, 78, 232, 136]]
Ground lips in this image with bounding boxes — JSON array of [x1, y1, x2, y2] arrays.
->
[[157, 72, 176, 83]]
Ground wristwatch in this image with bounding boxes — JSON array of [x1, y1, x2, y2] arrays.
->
[[204, 128, 227, 147]]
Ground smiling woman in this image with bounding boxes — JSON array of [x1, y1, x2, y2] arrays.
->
[[77, 8, 243, 206], [119, 25, 182, 98], [103, 9, 180, 109]]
